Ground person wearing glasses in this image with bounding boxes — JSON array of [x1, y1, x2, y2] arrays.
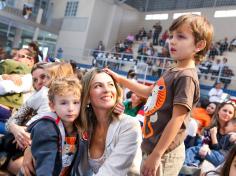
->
[[0, 48, 37, 134]]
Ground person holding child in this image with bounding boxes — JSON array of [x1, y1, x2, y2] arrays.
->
[[185, 102, 236, 168], [0, 62, 74, 175], [104, 14, 213, 176]]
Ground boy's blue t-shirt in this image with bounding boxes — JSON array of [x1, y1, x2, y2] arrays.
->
[[142, 67, 200, 154]]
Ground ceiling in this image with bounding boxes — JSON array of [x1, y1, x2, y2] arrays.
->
[[117, 0, 236, 12]]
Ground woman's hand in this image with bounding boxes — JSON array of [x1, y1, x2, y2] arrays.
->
[[11, 124, 31, 149], [199, 144, 210, 158], [22, 146, 35, 176], [210, 127, 217, 137], [113, 102, 125, 115], [103, 68, 122, 83], [230, 133, 236, 142]]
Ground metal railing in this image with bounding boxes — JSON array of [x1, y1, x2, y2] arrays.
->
[[63, 48, 236, 92]]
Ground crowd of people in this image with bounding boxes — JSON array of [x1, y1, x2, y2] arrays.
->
[[91, 26, 236, 91], [0, 14, 236, 176]]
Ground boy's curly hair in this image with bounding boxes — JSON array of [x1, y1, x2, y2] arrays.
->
[[48, 76, 82, 103]]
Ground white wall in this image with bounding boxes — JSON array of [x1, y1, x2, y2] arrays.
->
[[85, 0, 140, 50], [140, 6, 236, 41], [117, 4, 141, 41], [50, 0, 67, 19], [55, 0, 96, 60], [85, 0, 114, 50]]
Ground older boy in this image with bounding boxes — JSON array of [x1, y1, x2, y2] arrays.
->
[[104, 14, 213, 176]]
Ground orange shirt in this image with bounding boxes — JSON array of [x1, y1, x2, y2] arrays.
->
[[191, 107, 211, 133]]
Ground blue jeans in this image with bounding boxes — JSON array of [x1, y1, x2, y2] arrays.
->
[[0, 106, 11, 134], [205, 150, 225, 167], [0, 121, 6, 134], [185, 146, 225, 167], [0, 106, 12, 122], [185, 146, 202, 167]]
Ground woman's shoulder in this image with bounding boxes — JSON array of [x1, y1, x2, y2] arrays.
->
[[26, 86, 49, 105], [119, 114, 141, 129]]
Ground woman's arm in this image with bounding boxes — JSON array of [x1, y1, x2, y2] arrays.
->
[[95, 117, 142, 175], [6, 103, 34, 131], [0, 74, 32, 95]]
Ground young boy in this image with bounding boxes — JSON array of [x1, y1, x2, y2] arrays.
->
[[104, 14, 213, 175], [26, 77, 86, 175]]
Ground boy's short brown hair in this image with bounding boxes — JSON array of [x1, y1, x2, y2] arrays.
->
[[169, 14, 214, 62], [48, 76, 82, 103]]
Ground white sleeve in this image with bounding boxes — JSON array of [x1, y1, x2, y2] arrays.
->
[[94, 117, 142, 176], [0, 74, 32, 95], [208, 88, 215, 97]]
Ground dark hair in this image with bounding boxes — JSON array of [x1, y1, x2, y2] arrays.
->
[[221, 144, 236, 176], [228, 118, 236, 125], [200, 98, 210, 109], [127, 69, 136, 79], [207, 102, 236, 130], [28, 41, 43, 63]]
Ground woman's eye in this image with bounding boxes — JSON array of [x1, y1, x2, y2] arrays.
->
[[40, 74, 46, 79], [95, 84, 102, 88], [109, 83, 114, 87]]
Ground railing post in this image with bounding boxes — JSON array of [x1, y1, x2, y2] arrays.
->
[[161, 57, 167, 75]]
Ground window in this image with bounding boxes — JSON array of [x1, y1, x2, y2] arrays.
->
[[6, 0, 15, 7], [65, 1, 79, 17], [145, 13, 168, 20], [173, 12, 201, 19], [214, 10, 236, 18]]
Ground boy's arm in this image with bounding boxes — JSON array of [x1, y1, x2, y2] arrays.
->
[[141, 75, 198, 175], [103, 68, 153, 98], [141, 105, 187, 175], [30, 120, 59, 176]]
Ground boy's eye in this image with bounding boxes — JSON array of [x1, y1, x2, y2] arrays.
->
[[74, 101, 80, 105], [169, 35, 173, 39], [177, 34, 186, 39], [60, 101, 67, 105]]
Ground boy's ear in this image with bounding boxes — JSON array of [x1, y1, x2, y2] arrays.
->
[[49, 101, 56, 112], [196, 40, 206, 52]]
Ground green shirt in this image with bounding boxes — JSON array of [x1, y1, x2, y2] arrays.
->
[[0, 59, 32, 109], [123, 101, 143, 117]]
